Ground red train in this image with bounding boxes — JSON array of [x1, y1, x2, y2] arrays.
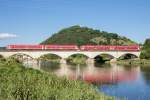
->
[[80, 45, 140, 51], [6, 45, 140, 51], [45, 45, 78, 50], [7, 45, 78, 50], [7, 45, 44, 50]]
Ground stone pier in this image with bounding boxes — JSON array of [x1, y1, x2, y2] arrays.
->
[[86, 58, 95, 64], [110, 58, 117, 63], [60, 58, 67, 64]]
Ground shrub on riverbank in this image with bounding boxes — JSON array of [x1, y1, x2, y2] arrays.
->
[[116, 59, 150, 66], [0, 59, 114, 100], [140, 38, 150, 59]]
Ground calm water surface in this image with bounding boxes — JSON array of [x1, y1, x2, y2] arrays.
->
[[24, 60, 150, 100]]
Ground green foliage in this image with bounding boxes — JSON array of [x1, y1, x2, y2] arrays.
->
[[0, 55, 6, 63], [40, 54, 61, 62], [0, 58, 114, 100], [0, 55, 3, 58], [67, 54, 88, 65], [41, 25, 136, 46], [140, 38, 150, 59]]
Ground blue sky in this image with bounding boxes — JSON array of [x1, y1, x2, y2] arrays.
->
[[0, 0, 150, 46]]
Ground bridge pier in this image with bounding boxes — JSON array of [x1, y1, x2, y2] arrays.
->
[[60, 58, 67, 64], [110, 58, 117, 63], [86, 58, 95, 64]]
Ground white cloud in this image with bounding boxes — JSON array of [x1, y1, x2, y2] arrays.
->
[[0, 33, 18, 39]]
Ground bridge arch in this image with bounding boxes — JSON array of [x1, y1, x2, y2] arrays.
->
[[9, 53, 34, 58], [66, 53, 89, 64], [118, 53, 139, 60], [67, 53, 89, 58], [94, 53, 115, 63], [38, 53, 62, 61], [9, 53, 34, 62], [93, 53, 115, 59], [66, 53, 90, 59]]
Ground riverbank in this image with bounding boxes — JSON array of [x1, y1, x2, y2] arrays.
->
[[115, 59, 150, 66], [0, 58, 114, 100]]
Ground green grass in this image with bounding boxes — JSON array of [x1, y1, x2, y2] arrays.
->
[[0, 58, 114, 100]]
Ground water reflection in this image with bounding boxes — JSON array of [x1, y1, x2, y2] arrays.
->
[[40, 61, 60, 71], [141, 66, 150, 85], [23, 60, 150, 100], [23, 60, 140, 84]]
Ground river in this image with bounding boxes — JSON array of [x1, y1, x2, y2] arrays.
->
[[23, 60, 150, 100]]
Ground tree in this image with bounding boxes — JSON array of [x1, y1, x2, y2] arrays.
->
[[140, 38, 150, 59]]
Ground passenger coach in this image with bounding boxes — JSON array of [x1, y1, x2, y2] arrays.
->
[[7, 44, 140, 51]]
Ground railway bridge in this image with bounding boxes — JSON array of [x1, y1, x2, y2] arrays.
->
[[0, 50, 140, 63], [0, 45, 141, 63]]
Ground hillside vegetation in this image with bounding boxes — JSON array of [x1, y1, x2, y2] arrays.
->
[[41, 25, 136, 46]]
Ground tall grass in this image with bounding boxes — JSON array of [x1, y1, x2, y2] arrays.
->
[[0, 58, 114, 100]]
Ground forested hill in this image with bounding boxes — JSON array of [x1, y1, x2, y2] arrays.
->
[[41, 25, 137, 46]]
